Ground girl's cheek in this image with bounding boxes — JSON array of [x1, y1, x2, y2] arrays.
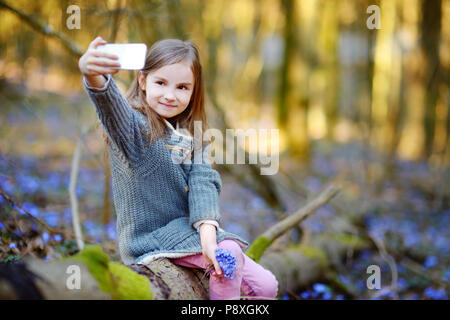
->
[[178, 91, 192, 103], [149, 84, 162, 94]]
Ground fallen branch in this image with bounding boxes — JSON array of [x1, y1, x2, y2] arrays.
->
[[0, 186, 60, 236], [246, 184, 342, 262]]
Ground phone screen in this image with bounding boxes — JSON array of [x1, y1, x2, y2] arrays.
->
[[97, 43, 147, 70]]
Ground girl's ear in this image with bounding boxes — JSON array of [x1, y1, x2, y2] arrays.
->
[[138, 71, 146, 91]]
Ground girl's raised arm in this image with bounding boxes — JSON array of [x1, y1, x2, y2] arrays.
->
[[79, 37, 147, 163]]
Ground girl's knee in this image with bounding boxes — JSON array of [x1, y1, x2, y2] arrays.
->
[[218, 239, 243, 257], [256, 270, 279, 299], [217, 240, 245, 274], [266, 272, 279, 298]]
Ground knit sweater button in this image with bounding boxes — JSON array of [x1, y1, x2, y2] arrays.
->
[[185, 186, 189, 192]]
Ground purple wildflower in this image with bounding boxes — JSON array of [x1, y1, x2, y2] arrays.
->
[[215, 248, 238, 279]]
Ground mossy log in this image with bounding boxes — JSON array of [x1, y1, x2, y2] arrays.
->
[[0, 231, 370, 299], [0, 185, 371, 299], [259, 233, 370, 295], [0, 245, 209, 300]]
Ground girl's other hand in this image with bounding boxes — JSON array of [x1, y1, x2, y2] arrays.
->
[[78, 36, 121, 76], [199, 223, 223, 277], [202, 242, 223, 278]]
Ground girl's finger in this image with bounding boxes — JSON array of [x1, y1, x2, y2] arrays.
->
[[90, 57, 121, 68], [87, 65, 119, 75], [212, 259, 222, 276], [89, 36, 106, 50], [92, 50, 119, 61]]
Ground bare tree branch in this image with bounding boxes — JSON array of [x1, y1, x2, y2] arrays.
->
[[246, 184, 342, 261], [0, 0, 83, 58], [0, 187, 61, 235]]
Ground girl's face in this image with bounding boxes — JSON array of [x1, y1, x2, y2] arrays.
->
[[138, 61, 194, 119]]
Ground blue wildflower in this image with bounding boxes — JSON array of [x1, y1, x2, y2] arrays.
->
[[313, 283, 329, 293], [300, 291, 310, 299], [16, 173, 40, 194], [106, 222, 117, 240], [424, 287, 448, 300], [397, 277, 408, 290], [22, 202, 40, 217], [9, 242, 17, 249], [42, 232, 50, 243], [442, 268, 450, 282], [44, 172, 61, 190], [423, 256, 438, 268], [215, 248, 238, 279], [43, 211, 59, 227], [0, 177, 14, 194], [322, 292, 332, 300]]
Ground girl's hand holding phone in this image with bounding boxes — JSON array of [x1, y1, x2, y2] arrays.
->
[[79, 36, 121, 77]]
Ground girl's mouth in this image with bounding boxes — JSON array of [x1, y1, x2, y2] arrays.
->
[[160, 102, 177, 108]]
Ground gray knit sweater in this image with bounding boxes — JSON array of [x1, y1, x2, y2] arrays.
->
[[83, 75, 249, 265]]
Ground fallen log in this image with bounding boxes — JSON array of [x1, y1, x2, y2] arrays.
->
[[0, 184, 371, 299], [0, 232, 370, 299], [0, 245, 208, 300], [259, 232, 370, 296]]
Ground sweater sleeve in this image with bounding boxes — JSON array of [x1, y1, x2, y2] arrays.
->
[[83, 75, 146, 163], [193, 219, 220, 233], [188, 142, 223, 227]]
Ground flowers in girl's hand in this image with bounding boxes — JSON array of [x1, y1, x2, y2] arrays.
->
[[215, 248, 237, 279]]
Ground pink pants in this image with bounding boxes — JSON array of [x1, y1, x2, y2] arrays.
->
[[170, 239, 278, 300]]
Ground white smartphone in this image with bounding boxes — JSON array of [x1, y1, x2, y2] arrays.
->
[[96, 43, 147, 70]]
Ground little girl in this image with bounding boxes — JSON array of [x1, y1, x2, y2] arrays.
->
[[79, 36, 278, 300]]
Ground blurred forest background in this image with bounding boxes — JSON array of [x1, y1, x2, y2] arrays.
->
[[0, 0, 449, 300]]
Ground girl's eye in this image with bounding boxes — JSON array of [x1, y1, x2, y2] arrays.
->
[[156, 81, 164, 85], [178, 85, 187, 90]]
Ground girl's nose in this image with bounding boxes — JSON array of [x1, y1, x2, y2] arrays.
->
[[163, 88, 176, 101]]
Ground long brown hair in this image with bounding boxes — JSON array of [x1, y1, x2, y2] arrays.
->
[[125, 39, 208, 146]]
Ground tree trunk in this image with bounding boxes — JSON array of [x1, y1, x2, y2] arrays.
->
[[277, 0, 294, 127], [420, 0, 442, 158]]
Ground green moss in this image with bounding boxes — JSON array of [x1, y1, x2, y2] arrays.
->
[[246, 236, 272, 262], [109, 262, 152, 300], [62, 245, 152, 300], [328, 233, 368, 249], [63, 245, 112, 293]]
